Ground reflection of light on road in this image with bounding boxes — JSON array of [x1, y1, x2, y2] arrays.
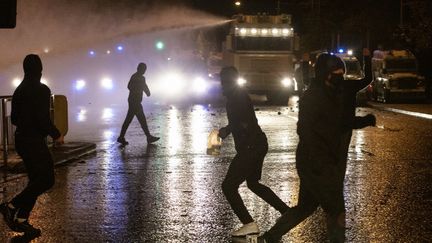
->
[[353, 130, 365, 161], [77, 108, 87, 122], [191, 105, 208, 153], [168, 107, 181, 156], [103, 129, 114, 140], [288, 95, 299, 112], [102, 107, 113, 121], [100, 149, 127, 236]]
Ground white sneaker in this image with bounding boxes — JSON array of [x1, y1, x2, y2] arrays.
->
[[231, 222, 260, 237]]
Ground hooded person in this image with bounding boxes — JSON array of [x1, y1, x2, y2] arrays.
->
[[261, 53, 348, 243], [0, 54, 64, 236]]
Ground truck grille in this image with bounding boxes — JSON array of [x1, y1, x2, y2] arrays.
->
[[394, 78, 418, 89]]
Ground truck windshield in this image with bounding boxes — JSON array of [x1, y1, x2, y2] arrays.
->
[[344, 60, 361, 75], [234, 37, 292, 51], [385, 59, 417, 72]]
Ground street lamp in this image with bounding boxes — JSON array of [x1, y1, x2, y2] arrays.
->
[[235, 1, 241, 7]]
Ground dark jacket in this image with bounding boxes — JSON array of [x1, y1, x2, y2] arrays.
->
[[127, 72, 150, 103], [11, 77, 60, 139], [296, 83, 343, 171], [225, 88, 264, 152], [341, 56, 372, 131]]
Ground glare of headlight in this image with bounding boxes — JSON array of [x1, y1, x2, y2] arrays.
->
[[282, 28, 290, 36], [89, 50, 95, 56], [261, 29, 268, 35], [282, 77, 292, 87], [75, 79, 86, 91], [193, 77, 207, 94], [41, 78, 48, 85], [12, 78, 21, 87], [101, 77, 113, 90], [251, 28, 258, 35], [272, 28, 279, 35], [106, 50, 111, 54], [44, 48, 50, 53], [240, 28, 247, 35], [237, 77, 246, 86], [347, 49, 353, 56], [117, 45, 123, 51]]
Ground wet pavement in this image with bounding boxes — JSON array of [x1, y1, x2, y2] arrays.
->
[[1, 99, 431, 242]]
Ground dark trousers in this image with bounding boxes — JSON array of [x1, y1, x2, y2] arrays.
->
[[264, 175, 345, 243], [119, 102, 150, 137], [11, 136, 55, 219], [264, 146, 347, 243], [222, 135, 289, 224]]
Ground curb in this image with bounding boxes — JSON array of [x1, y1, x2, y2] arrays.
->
[[367, 102, 432, 120], [0, 142, 96, 185]]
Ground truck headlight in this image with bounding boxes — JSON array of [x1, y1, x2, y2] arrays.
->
[[281, 77, 292, 87], [237, 77, 247, 86], [192, 77, 207, 94]]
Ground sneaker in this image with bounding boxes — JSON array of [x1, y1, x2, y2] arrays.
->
[[231, 222, 260, 237], [117, 137, 129, 145], [0, 203, 16, 231], [14, 220, 41, 236], [147, 135, 160, 144]]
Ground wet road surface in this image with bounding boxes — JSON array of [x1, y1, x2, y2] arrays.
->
[[1, 100, 431, 242]]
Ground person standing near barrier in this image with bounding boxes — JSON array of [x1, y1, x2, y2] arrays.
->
[[218, 66, 289, 237], [0, 54, 64, 236], [117, 62, 159, 145]]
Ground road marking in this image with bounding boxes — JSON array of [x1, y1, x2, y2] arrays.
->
[[375, 106, 432, 120]]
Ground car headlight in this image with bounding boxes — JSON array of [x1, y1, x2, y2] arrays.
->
[[237, 77, 247, 86]]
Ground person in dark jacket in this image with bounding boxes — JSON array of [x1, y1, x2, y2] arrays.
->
[[260, 54, 348, 243], [0, 54, 64, 236], [117, 62, 159, 145], [218, 66, 289, 237]]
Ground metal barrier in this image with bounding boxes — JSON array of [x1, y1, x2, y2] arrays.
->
[[0, 95, 13, 168], [0, 94, 68, 168]]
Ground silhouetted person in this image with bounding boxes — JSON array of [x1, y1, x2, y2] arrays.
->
[[117, 63, 159, 145], [261, 54, 348, 243], [218, 66, 289, 237], [0, 54, 64, 236]]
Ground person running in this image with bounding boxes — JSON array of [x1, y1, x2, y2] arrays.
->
[[260, 53, 348, 243], [0, 54, 64, 236], [218, 66, 289, 237], [117, 62, 159, 145]]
